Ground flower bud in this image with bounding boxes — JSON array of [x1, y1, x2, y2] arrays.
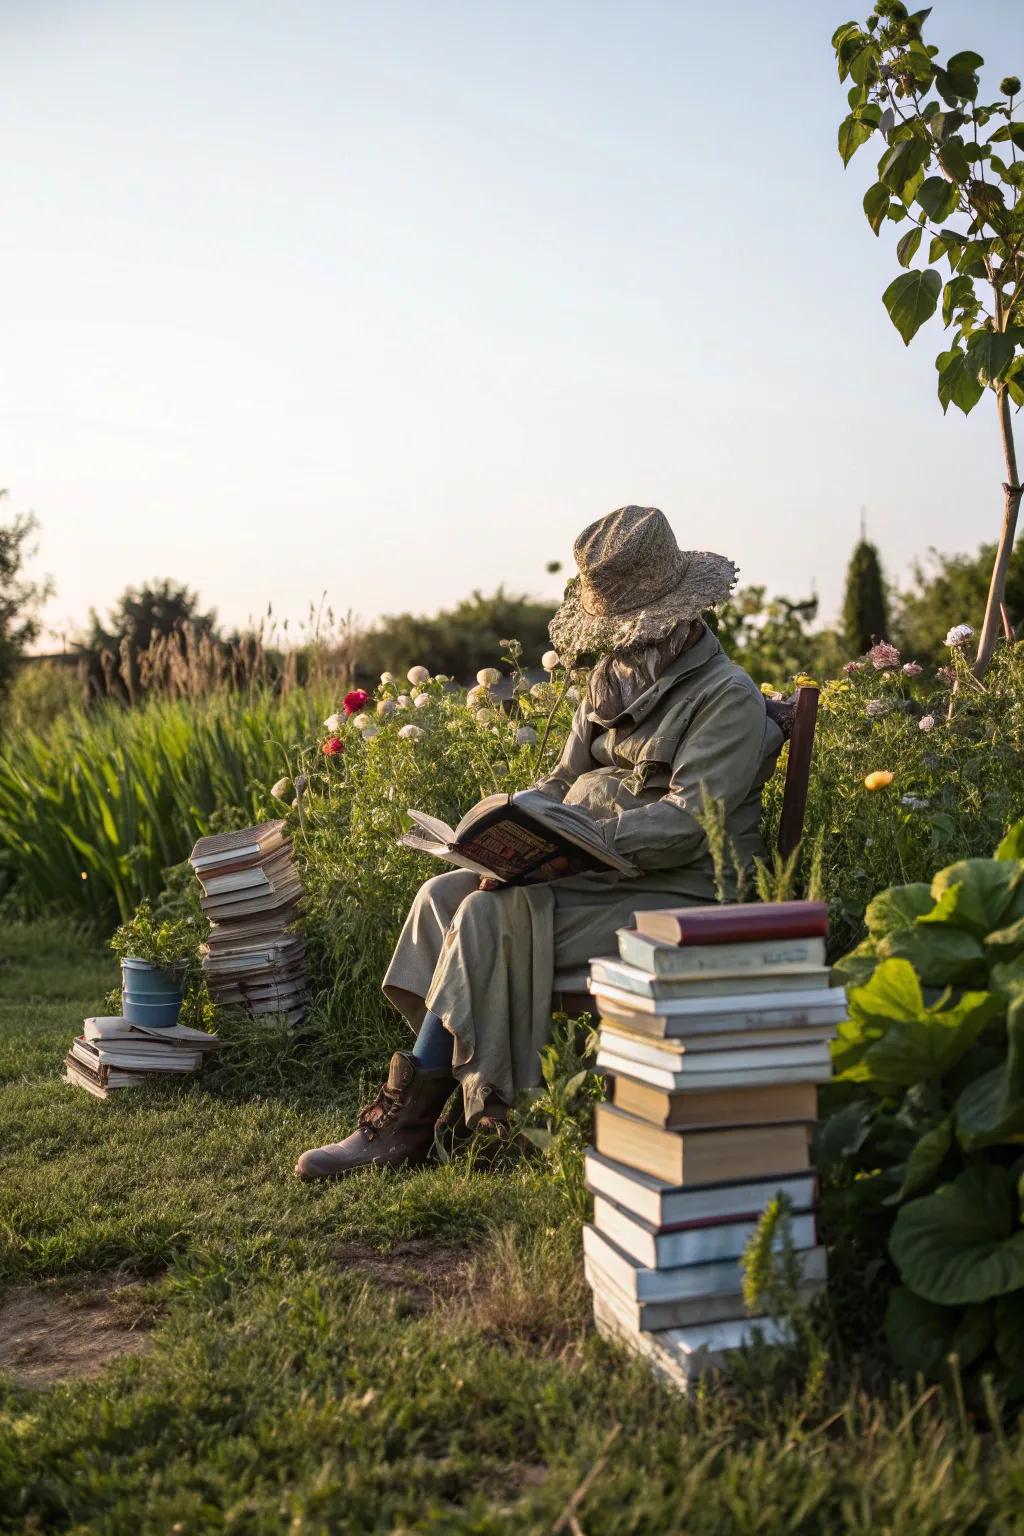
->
[[407, 665, 430, 684], [476, 667, 501, 687]]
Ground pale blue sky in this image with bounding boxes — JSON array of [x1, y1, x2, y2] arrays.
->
[[2, 0, 1020, 647]]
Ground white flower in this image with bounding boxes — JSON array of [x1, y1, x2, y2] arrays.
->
[[377, 699, 397, 717], [541, 650, 561, 672], [398, 723, 424, 741], [945, 624, 974, 648], [865, 698, 886, 718], [360, 724, 379, 740], [323, 712, 344, 732], [397, 694, 412, 708], [435, 674, 450, 685], [414, 693, 430, 709], [270, 776, 291, 800], [476, 667, 501, 688], [515, 726, 538, 745], [407, 665, 430, 684], [919, 714, 936, 732], [380, 672, 395, 685], [349, 712, 371, 731]]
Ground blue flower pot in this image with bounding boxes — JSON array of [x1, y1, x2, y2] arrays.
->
[[121, 956, 186, 1029]]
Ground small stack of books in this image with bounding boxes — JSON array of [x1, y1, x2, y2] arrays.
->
[[190, 820, 310, 1024], [583, 900, 845, 1392], [63, 1015, 221, 1100]]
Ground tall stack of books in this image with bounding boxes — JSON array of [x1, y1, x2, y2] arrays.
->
[[190, 820, 310, 1024], [63, 1015, 221, 1100], [583, 900, 845, 1393]]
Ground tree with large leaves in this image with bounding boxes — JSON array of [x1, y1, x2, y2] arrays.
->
[[834, 4, 1024, 675]]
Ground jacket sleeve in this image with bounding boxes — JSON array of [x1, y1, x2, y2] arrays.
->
[[602, 681, 773, 871], [531, 700, 594, 803]]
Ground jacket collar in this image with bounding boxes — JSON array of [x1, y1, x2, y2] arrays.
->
[[587, 625, 724, 730]]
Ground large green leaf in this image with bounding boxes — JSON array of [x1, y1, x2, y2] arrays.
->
[[995, 820, 1024, 861], [878, 922, 986, 986], [995, 1291, 1024, 1374], [884, 1115, 954, 1206], [896, 227, 923, 268], [833, 937, 881, 990], [863, 181, 890, 235], [966, 329, 1017, 385], [865, 883, 935, 940], [837, 959, 998, 1087], [985, 914, 1024, 962], [956, 959, 1024, 1149], [917, 176, 959, 221], [885, 1286, 992, 1377], [883, 269, 941, 345], [839, 114, 873, 166], [879, 137, 930, 194], [891, 1164, 1024, 1305], [936, 347, 984, 415], [925, 858, 1023, 937]]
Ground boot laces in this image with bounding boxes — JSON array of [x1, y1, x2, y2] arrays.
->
[[356, 1081, 405, 1141]]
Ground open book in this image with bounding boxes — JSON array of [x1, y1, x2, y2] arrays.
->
[[401, 789, 636, 883]]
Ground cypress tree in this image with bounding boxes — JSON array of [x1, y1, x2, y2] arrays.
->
[[842, 540, 888, 655]]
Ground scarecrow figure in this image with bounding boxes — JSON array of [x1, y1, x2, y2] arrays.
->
[[296, 506, 783, 1178]]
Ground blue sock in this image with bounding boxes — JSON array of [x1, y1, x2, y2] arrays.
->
[[411, 1010, 455, 1072]]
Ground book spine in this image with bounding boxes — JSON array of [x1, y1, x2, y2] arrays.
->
[[640, 905, 829, 946]]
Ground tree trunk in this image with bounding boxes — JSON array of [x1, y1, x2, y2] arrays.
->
[[975, 386, 1022, 677]]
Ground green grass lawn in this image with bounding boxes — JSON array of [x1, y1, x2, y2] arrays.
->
[[3, 922, 1024, 1535]]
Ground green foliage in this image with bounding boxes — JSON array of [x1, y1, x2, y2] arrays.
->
[[506, 1014, 604, 1219], [86, 577, 220, 653], [842, 540, 889, 654], [1, 658, 81, 732], [109, 897, 207, 971], [833, 8, 1024, 413], [895, 540, 1024, 664], [355, 587, 557, 683], [0, 501, 53, 705], [0, 688, 324, 923], [710, 585, 844, 689], [820, 823, 1024, 1389]]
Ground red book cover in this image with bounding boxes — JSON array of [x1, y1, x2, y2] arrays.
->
[[633, 900, 829, 947]]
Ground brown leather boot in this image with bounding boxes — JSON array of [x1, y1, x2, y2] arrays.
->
[[294, 1052, 455, 1180]]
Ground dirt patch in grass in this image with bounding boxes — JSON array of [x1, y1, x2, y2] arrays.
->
[[0, 1275, 154, 1389], [334, 1238, 472, 1312]]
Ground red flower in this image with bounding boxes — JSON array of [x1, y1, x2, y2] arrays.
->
[[322, 735, 345, 756], [343, 689, 369, 715]]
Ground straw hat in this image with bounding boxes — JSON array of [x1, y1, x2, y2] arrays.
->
[[548, 506, 737, 659]]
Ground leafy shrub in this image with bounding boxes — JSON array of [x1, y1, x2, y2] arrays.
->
[[777, 638, 1024, 954], [819, 820, 1024, 1393], [109, 898, 207, 971]]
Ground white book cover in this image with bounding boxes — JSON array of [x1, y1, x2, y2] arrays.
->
[[591, 1287, 792, 1391], [595, 1049, 833, 1092], [596, 937, 827, 987], [589, 972, 837, 1012], [597, 1025, 834, 1072], [583, 1151, 817, 1230], [584, 1224, 827, 1304], [593, 1193, 816, 1270]]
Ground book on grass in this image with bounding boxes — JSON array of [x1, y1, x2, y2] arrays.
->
[[82, 1016, 221, 1049], [591, 1289, 793, 1389], [596, 1043, 833, 1092], [598, 1024, 835, 1069], [610, 1075, 819, 1131], [584, 1150, 817, 1229], [632, 901, 829, 948], [189, 820, 287, 871], [585, 1223, 827, 1305], [616, 931, 827, 979], [592, 987, 847, 1038], [589, 963, 832, 1005], [400, 789, 636, 883], [71, 1038, 205, 1074], [594, 1103, 811, 1186], [593, 1193, 817, 1271], [63, 1053, 146, 1098]]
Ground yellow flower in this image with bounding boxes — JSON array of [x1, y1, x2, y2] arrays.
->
[[794, 673, 819, 689], [864, 770, 895, 791]]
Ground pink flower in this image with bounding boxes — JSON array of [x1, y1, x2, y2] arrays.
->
[[842, 660, 861, 674], [867, 641, 901, 671], [902, 661, 923, 677], [865, 698, 886, 718], [343, 689, 369, 716], [937, 666, 956, 685], [919, 715, 936, 733], [322, 735, 345, 756]]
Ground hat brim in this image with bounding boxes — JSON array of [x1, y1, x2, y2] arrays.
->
[[548, 551, 737, 659]]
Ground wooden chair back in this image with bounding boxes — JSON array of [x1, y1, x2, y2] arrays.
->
[[765, 685, 820, 860]]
